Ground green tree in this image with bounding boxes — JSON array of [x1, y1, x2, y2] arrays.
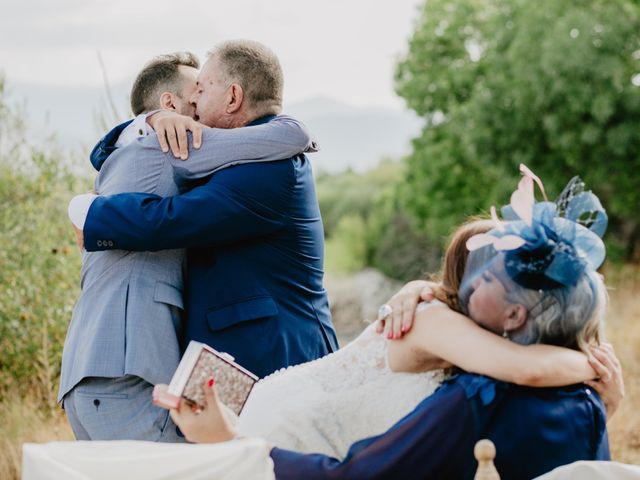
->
[[396, 0, 640, 260], [316, 160, 409, 274]]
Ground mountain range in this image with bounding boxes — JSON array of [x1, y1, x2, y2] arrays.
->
[[5, 81, 423, 173]]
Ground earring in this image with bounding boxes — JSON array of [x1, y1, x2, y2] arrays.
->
[[502, 329, 509, 339]]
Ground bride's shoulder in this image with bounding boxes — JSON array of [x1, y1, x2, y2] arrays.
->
[[416, 299, 449, 313]]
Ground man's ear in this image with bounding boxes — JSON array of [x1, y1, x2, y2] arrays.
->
[[159, 92, 177, 110], [225, 84, 244, 114], [504, 304, 528, 333]]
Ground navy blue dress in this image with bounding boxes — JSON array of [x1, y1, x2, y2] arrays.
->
[[271, 373, 610, 480]]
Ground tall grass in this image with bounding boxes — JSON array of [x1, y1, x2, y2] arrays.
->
[[603, 266, 640, 463], [0, 75, 87, 479], [0, 399, 73, 479]]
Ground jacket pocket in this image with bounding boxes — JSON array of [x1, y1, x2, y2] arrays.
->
[[153, 282, 184, 309], [206, 296, 278, 332]]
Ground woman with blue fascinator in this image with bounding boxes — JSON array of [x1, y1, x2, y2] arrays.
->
[[457, 166, 609, 353], [160, 165, 623, 461]]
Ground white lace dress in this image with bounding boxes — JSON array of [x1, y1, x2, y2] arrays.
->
[[237, 303, 445, 459]]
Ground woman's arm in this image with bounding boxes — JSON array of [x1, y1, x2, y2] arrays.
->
[[387, 305, 597, 387]]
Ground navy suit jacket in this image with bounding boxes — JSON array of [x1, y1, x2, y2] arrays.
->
[[271, 373, 610, 480], [84, 115, 338, 378], [89, 118, 133, 170]]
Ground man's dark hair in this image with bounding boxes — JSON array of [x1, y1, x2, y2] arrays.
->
[[130, 52, 200, 115]]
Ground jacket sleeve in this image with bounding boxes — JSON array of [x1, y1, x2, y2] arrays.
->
[[169, 115, 316, 181], [89, 119, 134, 171], [84, 160, 293, 252], [270, 383, 475, 480]]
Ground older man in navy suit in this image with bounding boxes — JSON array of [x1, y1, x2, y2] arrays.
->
[[73, 40, 338, 380]]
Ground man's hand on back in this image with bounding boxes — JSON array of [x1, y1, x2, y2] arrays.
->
[[147, 111, 204, 160], [72, 222, 84, 252]]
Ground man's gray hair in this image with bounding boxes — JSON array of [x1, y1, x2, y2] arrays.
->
[[130, 51, 200, 115], [507, 270, 606, 352], [208, 40, 283, 116]]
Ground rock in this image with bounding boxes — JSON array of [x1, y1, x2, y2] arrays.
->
[[325, 268, 402, 344]]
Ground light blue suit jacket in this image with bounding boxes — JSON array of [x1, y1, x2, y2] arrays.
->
[[58, 116, 314, 401]]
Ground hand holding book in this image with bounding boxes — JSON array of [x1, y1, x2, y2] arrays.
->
[[152, 341, 258, 415], [155, 377, 238, 443]]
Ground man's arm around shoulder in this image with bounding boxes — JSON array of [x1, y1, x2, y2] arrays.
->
[[83, 160, 293, 252]]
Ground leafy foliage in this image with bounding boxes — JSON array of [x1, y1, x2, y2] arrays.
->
[[317, 161, 406, 273], [316, 160, 441, 279], [0, 76, 87, 406], [395, 0, 640, 260]]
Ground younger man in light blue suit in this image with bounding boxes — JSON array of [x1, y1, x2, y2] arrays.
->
[[60, 51, 316, 441]]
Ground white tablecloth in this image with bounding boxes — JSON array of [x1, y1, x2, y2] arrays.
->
[[22, 438, 275, 480], [23, 439, 640, 480], [534, 460, 640, 479]]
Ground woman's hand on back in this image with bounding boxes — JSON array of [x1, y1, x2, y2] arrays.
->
[[584, 342, 624, 420], [376, 280, 435, 339]]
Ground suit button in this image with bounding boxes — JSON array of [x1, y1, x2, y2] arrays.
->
[[97, 240, 103, 247], [108, 241, 114, 247]]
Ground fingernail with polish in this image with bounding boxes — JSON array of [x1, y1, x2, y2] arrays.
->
[[208, 377, 215, 388]]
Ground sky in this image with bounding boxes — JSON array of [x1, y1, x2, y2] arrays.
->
[[0, 0, 424, 109]]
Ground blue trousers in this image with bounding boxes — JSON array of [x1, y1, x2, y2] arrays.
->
[[63, 375, 185, 442]]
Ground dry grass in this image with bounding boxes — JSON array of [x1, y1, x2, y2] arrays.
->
[[0, 398, 73, 480], [1, 268, 638, 479], [602, 265, 640, 464]]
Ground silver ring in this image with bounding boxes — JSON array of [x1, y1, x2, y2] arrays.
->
[[377, 304, 393, 321]]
